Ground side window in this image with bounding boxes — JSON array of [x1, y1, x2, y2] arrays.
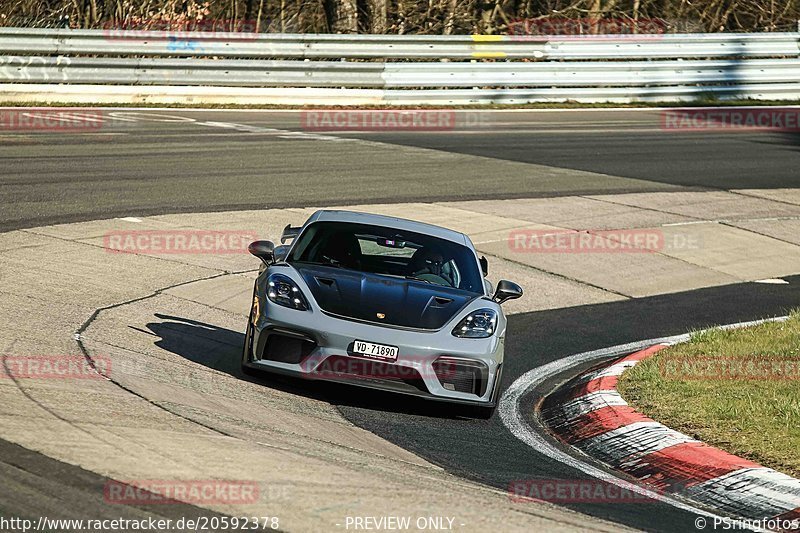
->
[[444, 259, 461, 288], [289, 225, 318, 261]]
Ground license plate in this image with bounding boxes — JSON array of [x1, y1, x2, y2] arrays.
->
[[352, 340, 399, 362]]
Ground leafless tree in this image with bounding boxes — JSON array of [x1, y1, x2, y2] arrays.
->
[[326, 0, 358, 32], [1, 0, 796, 32]]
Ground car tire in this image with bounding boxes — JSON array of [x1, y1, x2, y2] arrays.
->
[[466, 404, 496, 420], [241, 316, 259, 377], [241, 364, 261, 377]]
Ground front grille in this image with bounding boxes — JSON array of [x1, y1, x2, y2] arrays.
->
[[258, 332, 315, 364], [314, 356, 428, 393], [433, 358, 488, 396]]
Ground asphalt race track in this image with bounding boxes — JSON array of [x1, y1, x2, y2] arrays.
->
[[2, 107, 799, 532], [1, 108, 799, 232], [339, 278, 800, 531], [141, 277, 800, 532]]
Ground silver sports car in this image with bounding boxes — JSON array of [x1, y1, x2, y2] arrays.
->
[[242, 210, 522, 418]]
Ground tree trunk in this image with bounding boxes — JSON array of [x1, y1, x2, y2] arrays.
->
[[244, 0, 257, 21], [475, 0, 497, 33], [256, 0, 265, 32], [444, 0, 458, 34], [366, 0, 387, 33], [397, 0, 406, 34], [326, 0, 358, 33], [588, 0, 602, 34]]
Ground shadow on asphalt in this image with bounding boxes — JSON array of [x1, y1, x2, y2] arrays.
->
[[142, 276, 800, 533], [144, 313, 470, 420], [762, 131, 800, 151], [0, 438, 230, 525], [350, 129, 800, 191]]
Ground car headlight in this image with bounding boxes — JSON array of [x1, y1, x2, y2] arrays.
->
[[267, 273, 309, 311], [452, 308, 497, 338]]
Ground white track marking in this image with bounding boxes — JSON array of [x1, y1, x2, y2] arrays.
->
[[196, 120, 380, 145], [579, 421, 697, 464], [20, 111, 106, 124], [556, 390, 629, 421], [499, 316, 788, 528], [574, 360, 640, 384], [107, 112, 197, 123], [685, 468, 800, 519]]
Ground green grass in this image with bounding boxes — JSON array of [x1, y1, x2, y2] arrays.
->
[[618, 311, 800, 478]]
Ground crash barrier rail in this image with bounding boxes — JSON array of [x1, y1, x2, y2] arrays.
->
[[0, 28, 798, 103], [1, 28, 798, 59]]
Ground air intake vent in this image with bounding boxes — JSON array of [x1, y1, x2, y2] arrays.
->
[[433, 358, 489, 396], [259, 332, 315, 364]]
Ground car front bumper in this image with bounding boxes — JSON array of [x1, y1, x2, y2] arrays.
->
[[243, 300, 504, 406]]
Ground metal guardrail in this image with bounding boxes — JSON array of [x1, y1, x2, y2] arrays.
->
[[3, 56, 800, 88], [0, 28, 798, 104], [386, 59, 800, 88], [0, 28, 798, 59]]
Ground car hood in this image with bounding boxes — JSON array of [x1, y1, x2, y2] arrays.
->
[[295, 264, 478, 330]]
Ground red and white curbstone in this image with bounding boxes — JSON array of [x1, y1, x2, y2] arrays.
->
[[541, 345, 800, 523]]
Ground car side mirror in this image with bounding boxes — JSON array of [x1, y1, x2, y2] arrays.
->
[[248, 240, 275, 265], [493, 280, 523, 304], [480, 256, 489, 277]]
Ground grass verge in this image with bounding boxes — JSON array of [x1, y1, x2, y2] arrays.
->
[[618, 311, 800, 478]]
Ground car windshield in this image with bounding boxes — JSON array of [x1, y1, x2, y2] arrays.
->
[[287, 221, 483, 294]]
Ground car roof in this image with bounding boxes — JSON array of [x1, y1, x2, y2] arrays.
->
[[304, 210, 470, 246]]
